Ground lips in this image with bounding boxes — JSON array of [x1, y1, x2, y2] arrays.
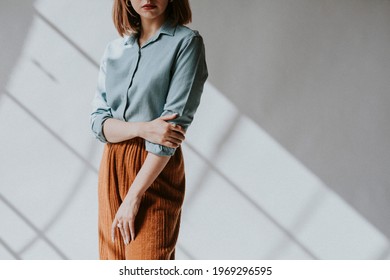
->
[[142, 4, 157, 9]]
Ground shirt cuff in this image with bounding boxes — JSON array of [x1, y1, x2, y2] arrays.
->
[[91, 114, 111, 143], [145, 140, 176, 156]]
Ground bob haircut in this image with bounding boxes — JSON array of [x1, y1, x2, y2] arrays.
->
[[113, 0, 192, 37]]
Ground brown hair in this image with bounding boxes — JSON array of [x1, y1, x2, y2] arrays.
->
[[113, 0, 192, 37]]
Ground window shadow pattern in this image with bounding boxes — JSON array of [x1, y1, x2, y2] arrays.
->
[[1, 1, 389, 260]]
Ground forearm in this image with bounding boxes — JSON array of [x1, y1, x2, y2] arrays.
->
[[112, 152, 171, 243], [103, 118, 144, 143], [125, 153, 171, 200]]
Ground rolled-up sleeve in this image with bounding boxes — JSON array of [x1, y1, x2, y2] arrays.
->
[[145, 33, 208, 156], [90, 46, 113, 143]]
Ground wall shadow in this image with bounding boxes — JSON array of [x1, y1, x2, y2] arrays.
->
[[0, 0, 35, 97], [190, 0, 390, 240]]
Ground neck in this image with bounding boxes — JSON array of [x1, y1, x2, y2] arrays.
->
[[140, 15, 166, 43]]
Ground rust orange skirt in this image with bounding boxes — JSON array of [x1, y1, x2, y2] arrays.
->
[[98, 137, 185, 260]]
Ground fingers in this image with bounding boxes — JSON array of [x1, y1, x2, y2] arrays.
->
[[111, 199, 140, 245], [123, 221, 130, 245], [159, 115, 186, 135], [167, 124, 185, 144], [170, 124, 186, 137], [163, 135, 185, 148], [129, 219, 135, 241], [159, 113, 178, 121], [118, 224, 126, 244], [169, 131, 185, 142], [160, 125, 186, 148], [111, 219, 130, 245]]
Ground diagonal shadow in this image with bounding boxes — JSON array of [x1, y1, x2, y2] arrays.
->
[[17, 144, 97, 255], [184, 141, 319, 260], [183, 111, 241, 209], [31, 58, 59, 83], [2, 90, 98, 258], [378, 245, 390, 260], [0, 238, 22, 260], [176, 243, 196, 260], [34, 8, 99, 68], [0, 5, 103, 258], [182, 105, 319, 258], [0, 0, 35, 102], [0, 194, 68, 259], [263, 189, 326, 259], [4, 90, 98, 174]]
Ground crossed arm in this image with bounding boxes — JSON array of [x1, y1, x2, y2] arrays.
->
[[102, 114, 185, 244], [103, 114, 185, 148]]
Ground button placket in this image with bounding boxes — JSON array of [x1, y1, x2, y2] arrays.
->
[[123, 44, 142, 120]]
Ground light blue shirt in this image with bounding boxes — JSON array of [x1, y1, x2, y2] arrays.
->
[[90, 21, 208, 156]]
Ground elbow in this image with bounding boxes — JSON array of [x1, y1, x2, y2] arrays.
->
[[90, 114, 110, 143]]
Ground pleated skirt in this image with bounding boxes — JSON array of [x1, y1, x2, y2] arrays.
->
[[98, 137, 185, 260]]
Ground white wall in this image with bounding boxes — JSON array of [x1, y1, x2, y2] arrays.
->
[[190, 0, 390, 240], [0, 0, 389, 259]]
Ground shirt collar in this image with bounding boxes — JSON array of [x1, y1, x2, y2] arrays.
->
[[159, 19, 176, 36], [123, 19, 176, 47]]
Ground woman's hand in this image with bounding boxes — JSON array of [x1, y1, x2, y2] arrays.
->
[[140, 114, 186, 148], [111, 153, 171, 246], [111, 193, 142, 245]]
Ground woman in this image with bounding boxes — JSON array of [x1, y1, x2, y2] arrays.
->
[[90, 0, 208, 260]]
